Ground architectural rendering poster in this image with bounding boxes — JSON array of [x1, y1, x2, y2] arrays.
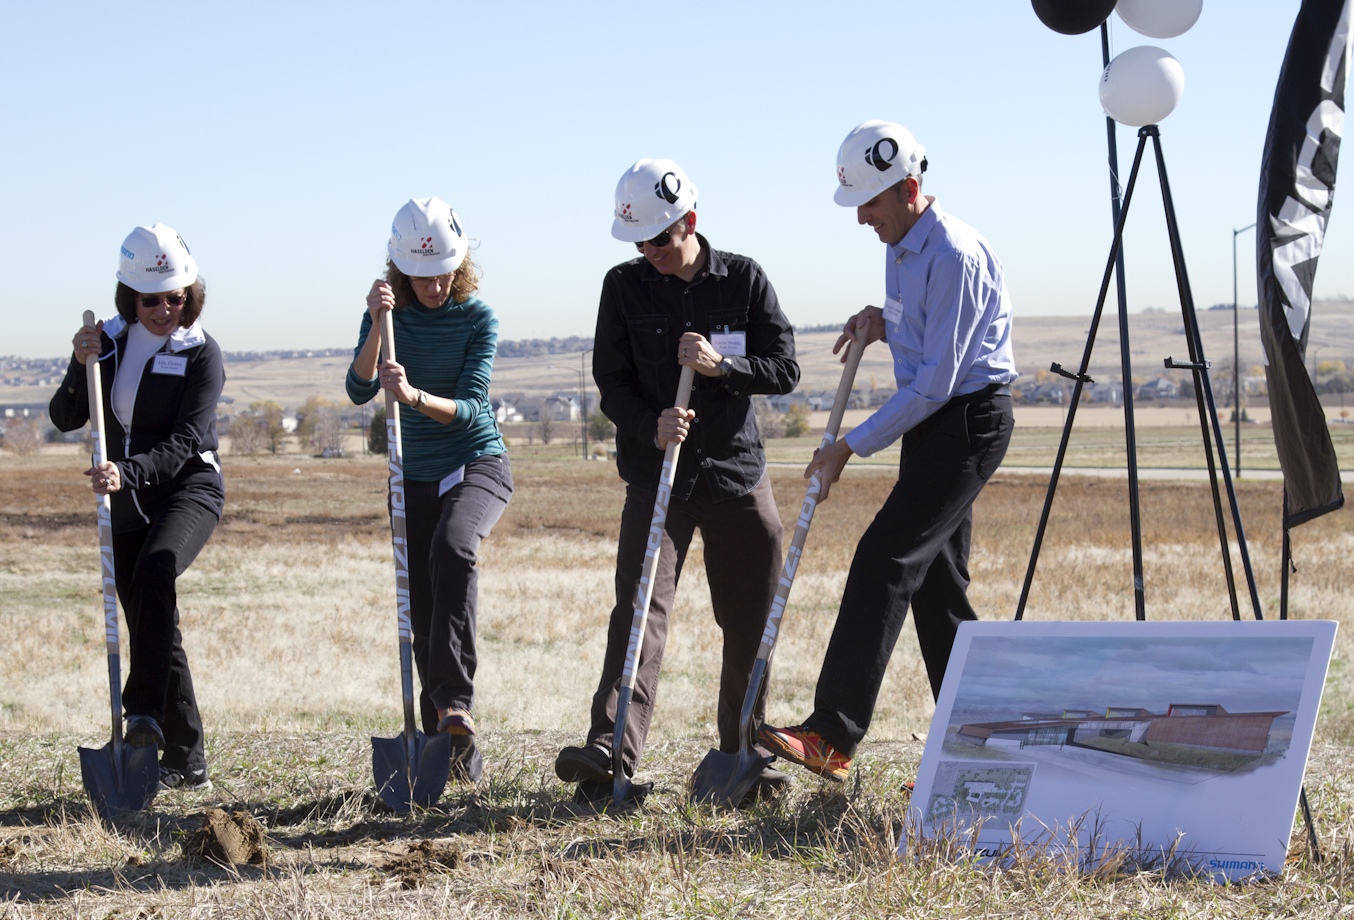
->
[[907, 620, 1337, 881]]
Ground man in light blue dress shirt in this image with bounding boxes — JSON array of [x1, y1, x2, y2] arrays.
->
[[760, 121, 1018, 781]]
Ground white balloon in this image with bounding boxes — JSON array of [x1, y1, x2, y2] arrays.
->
[[1099, 46, 1185, 127], [1115, 0, 1202, 39]]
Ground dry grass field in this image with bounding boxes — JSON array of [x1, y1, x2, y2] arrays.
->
[[2, 446, 1354, 917]]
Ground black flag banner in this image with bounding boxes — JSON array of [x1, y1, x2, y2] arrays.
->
[[1257, 0, 1351, 527]]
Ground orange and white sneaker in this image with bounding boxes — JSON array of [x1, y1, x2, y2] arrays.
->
[[757, 724, 851, 782], [436, 708, 476, 736]]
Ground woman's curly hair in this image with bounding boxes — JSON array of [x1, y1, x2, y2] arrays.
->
[[384, 255, 480, 309]]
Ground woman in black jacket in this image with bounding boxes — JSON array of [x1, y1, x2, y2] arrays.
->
[[50, 223, 225, 792]]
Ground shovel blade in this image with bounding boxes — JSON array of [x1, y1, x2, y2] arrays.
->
[[689, 747, 772, 808], [78, 743, 159, 819], [371, 731, 451, 812]]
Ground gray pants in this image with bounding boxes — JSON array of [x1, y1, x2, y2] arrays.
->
[[588, 474, 783, 774]]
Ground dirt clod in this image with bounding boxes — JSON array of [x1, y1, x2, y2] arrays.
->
[[380, 838, 463, 889], [185, 808, 267, 866]]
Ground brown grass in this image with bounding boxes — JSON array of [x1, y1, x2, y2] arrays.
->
[[1, 449, 1352, 915]]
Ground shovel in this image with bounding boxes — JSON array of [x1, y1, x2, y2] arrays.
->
[[371, 308, 452, 811], [690, 324, 868, 807], [76, 310, 160, 819], [610, 365, 696, 806]]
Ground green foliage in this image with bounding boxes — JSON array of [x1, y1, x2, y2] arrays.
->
[[368, 406, 387, 455], [784, 402, 812, 438], [587, 410, 616, 442], [295, 395, 331, 447]]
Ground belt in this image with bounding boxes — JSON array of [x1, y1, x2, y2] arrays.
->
[[952, 382, 1012, 403]]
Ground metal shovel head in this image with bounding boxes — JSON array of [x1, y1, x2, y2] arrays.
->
[[78, 742, 159, 819], [690, 745, 772, 808], [371, 731, 452, 812]]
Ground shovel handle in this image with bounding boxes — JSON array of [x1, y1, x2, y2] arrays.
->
[[83, 310, 124, 756], [754, 322, 869, 666], [378, 311, 419, 740], [612, 364, 696, 795]]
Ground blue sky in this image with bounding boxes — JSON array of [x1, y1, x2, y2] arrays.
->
[[953, 636, 1313, 716], [3, 1, 1348, 357]]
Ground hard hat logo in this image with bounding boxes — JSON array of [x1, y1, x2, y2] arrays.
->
[[148, 254, 176, 274], [865, 138, 899, 172], [617, 203, 639, 224], [838, 166, 851, 188], [655, 172, 682, 204]]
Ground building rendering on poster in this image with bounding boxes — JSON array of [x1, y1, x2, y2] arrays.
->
[[908, 621, 1337, 882]]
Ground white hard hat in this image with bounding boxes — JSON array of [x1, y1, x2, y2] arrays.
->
[[387, 197, 468, 276], [611, 158, 698, 243], [833, 121, 927, 207], [116, 223, 198, 294]]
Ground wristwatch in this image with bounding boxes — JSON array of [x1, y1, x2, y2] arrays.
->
[[718, 357, 734, 378], [414, 389, 428, 410]]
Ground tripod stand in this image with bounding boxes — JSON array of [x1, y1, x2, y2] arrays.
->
[[1013, 125, 1264, 625]]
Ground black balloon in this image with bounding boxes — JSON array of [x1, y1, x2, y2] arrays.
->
[[1031, 0, 1117, 35]]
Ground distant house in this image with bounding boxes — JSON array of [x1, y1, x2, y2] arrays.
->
[[869, 387, 897, 407], [1026, 382, 1067, 405], [769, 391, 809, 412], [1089, 381, 1123, 404], [1137, 377, 1179, 400], [492, 398, 524, 424]]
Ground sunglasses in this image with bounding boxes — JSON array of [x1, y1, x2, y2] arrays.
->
[[634, 225, 679, 252], [409, 273, 453, 286], [139, 292, 186, 309]]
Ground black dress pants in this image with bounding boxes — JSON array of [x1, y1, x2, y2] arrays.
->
[[403, 453, 513, 735], [805, 390, 1013, 758], [588, 474, 783, 775], [113, 493, 218, 774]]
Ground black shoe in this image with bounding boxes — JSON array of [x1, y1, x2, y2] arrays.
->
[[450, 736, 483, 783], [125, 716, 164, 750], [555, 742, 615, 784], [737, 765, 791, 808], [573, 777, 653, 805], [158, 766, 212, 792]]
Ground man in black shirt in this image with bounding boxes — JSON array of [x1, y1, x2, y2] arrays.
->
[[555, 158, 800, 800]]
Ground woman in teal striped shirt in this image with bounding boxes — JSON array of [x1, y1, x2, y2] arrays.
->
[[346, 197, 512, 782]]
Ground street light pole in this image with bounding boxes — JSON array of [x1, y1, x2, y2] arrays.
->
[[1233, 222, 1255, 478], [580, 348, 592, 459]]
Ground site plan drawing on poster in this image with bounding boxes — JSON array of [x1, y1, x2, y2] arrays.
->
[[907, 621, 1337, 882]]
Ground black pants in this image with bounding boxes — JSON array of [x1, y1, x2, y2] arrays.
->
[[404, 454, 513, 735], [588, 475, 783, 775], [805, 391, 1013, 758], [113, 493, 218, 774]]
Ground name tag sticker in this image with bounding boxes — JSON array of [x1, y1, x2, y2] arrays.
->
[[151, 355, 187, 376], [438, 465, 466, 497], [882, 297, 904, 326], [711, 331, 747, 357]]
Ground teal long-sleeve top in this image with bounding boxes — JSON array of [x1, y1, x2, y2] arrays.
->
[[346, 296, 506, 482]]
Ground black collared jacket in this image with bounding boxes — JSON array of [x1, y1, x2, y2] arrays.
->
[[593, 235, 799, 501], [50, 314, 226, 534]]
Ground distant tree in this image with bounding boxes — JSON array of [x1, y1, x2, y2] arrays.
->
[[295, 395, 332, 447], [538, 412, 554, 445], [588, 410, 616, 442], [369, 406, 388, 455], [754, 396, 785, 439], [2, 419, 42, 456], [228, 410, 267, 457], [250, 401, 287, 454], [314, 406, 346, 455], [784, 403, 812, 438]]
